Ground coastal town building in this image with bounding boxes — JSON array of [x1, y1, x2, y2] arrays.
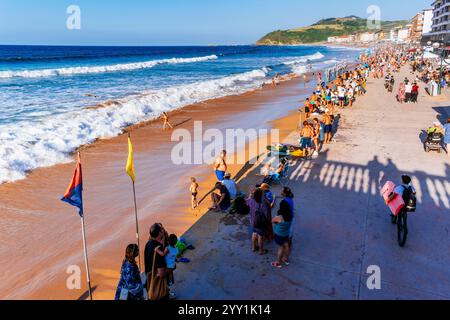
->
[[375, 30, 387, 41], [327, 35, 355, 43], [411, 9, 434, 42], [427, 0, 450, 44], [359, 32, 377, 42]]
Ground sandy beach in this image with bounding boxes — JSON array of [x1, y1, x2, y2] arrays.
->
[[0, 71, 313, 300]]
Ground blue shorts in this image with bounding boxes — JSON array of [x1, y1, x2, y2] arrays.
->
[[274, 234, 289, 246], [215, 170, 226, 181], [300, 138, 312, 149], [324, 125, 333, 134]]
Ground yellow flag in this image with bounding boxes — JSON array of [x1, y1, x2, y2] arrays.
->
[[126, 136, 136, 183]]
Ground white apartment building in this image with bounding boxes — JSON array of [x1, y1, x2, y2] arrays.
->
[[429, 0, 450, 44]]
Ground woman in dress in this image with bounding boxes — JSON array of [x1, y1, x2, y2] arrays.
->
[[115, 244, 145, 300], [247, 188, 272, 255], [397, 82, 406, 103]]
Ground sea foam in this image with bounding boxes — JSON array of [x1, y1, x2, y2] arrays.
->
[[0, 68, 268, 184], [0, 55, 218, 79]]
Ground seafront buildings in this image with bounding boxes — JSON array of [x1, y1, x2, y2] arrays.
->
[[328, 1, 448, 46], [427, 0, 450, 44], [411, 9, 434, 42]]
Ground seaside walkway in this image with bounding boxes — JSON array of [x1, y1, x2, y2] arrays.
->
[[174, 66, 450, 300]]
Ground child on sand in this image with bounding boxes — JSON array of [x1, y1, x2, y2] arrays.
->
[[153, 234, 178, 287], [190, 178, 199, 209]]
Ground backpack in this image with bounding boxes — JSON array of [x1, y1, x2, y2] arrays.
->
[[230, 197, 250, 216], [402, 185, 417, 213], [253, 204, 268, 229]]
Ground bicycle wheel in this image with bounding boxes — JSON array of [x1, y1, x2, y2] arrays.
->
[[397, 212, 408, 247]]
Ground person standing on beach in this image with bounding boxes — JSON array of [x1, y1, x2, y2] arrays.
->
[[303, 98, 311, 120], [444, 118, 450, 156], [271, 200, 293, 269], [190, 177, 199, 209], [405, 81, 412, 103], [312, 118, 321, 156], [144, 224, 171, 300], [214, 150, 227, 182], [247, 188, 271, 256], [323, 113, 333, 144], [411, 82, 419, 103], [299, 121, 313, 158], [281, 187, 295, 256], [115, 244, 145, 300], [397, 82, 406, 103], [162, 112, 174, 131]]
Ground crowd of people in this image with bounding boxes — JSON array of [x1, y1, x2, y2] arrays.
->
[[115, 223, 194, 301], [299, 59, 370, 158], [115, 44, 450, 301]]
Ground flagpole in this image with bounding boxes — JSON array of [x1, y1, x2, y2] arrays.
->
[[132, 181, 141, 271], [80, 213, 93, 301], [78, 151, 93, 301], [127, 133, 141, 270]]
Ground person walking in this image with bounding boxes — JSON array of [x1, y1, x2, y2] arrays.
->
[[397, 82, 406, 103], [444, 118, 450, 156]]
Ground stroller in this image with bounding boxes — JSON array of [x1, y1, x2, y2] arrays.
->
[[425, 132, 444, 153]]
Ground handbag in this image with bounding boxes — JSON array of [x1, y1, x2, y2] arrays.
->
[[119, 288, 129, 301], [147, 250, 169, 301], [141, 272, 148, 300]]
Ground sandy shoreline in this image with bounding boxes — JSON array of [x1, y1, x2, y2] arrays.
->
[[0, 70, 313, 299]]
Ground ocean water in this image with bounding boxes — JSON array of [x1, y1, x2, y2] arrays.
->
[[0, 45, 362, 183]]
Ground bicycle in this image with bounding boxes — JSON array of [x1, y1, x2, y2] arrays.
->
[[391, 210, 408, 247]]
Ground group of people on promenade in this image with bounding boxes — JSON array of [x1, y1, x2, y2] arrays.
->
[[299, 59, 370, 158], [115, 223, 194, 300]]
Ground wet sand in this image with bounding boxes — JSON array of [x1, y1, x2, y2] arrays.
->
[[0, 73, 311, 299]]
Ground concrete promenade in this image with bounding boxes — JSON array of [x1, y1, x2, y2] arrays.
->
[[174, 66, 450, 300]]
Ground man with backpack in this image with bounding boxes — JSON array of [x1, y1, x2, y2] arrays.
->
[[388, 175, 417, 223]]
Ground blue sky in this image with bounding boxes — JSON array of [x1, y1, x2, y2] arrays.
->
[[0, 0, 432, 45]]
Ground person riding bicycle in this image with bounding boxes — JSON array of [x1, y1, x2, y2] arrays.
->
[[386, 175, 416, 222]]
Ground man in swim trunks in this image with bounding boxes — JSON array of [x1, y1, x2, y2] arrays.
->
[[300, 121, 314, 158], [162, 112, 174, 131], [303, 98, 311, 119], [323, 113, 333, 144], [214, 150, 227, 181]]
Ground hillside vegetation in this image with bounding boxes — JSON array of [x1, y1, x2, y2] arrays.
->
[[257, 16, 408, 45]]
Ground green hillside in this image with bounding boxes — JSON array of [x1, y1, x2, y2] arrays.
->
[[257, 16, 408, 45]]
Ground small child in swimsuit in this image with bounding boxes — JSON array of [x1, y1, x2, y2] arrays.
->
[[190, 177, 199, 209]]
